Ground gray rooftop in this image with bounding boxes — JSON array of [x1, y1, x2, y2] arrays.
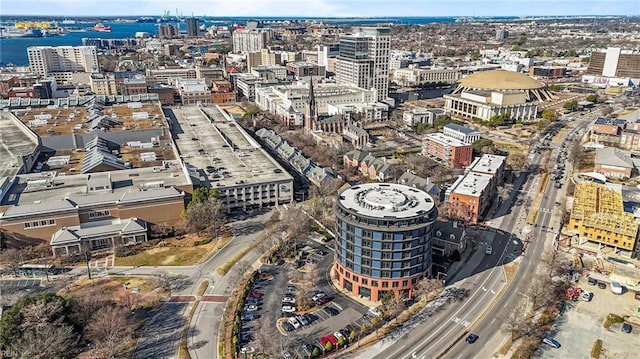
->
[[467, 154, 506, 175], [595, 147, 640, 169], [338, 183, 435, 219], [0, 112, 39, 180], [448, 172, 492, 197], [50, 217, 147, 246], [0, 166, 188, 210], [444, 123, 480, 135], [167, 106, 292, 189]]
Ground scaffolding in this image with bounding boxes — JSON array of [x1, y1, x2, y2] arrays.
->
[[568, 182, 638, 251]]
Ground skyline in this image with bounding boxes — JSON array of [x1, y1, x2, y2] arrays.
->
[[2, 0, 639, 17]]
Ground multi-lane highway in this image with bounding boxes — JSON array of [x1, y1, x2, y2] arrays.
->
[[443, 113, 595, 359], [359, 112, 597, 359]]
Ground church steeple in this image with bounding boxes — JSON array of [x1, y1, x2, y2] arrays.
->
[[305, 76, 318, 135]]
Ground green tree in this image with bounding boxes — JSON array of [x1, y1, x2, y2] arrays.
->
[[586, 94, 599, 103], [189, 187, 218, 207], [312, 346, 321, 357], [548, 84, 561, 91], [472, 138, 494, 153], [433, 115, 452, 128], [563, 100, 578, 111], [242, 105, 260, 121], [325, 341, 334, 352], [416, 122, 430, 134], [541, 110, 557, 120]]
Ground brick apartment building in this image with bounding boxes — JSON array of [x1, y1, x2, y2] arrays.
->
[[422, 133, 473, 168]]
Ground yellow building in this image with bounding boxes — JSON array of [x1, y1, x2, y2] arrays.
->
[[569, 182, 639, 251]]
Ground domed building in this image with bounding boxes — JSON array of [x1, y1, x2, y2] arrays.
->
[[445, 70, 555, 122]]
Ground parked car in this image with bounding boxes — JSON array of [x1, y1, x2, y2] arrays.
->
[[241, 313, 257, 321], [319, 337, 333, 351], [324, 307, 340, 316], [282, 296, 296, 304], [485, 246, 493, 255], [622, 323, 632, 333], [315, 296, 331, 305], [587, 277, 598, 285], [240, 347, 255, 354], [543, 337, 561, 348], [327, 334, 339, 346], [611, 281, 624, 294], [466, 334, 479, 344], [288, 317, 301, 329], [249, 290, 264, 298], [301, 343, 318, 357], [597, 282, 607, 290], [312, 292, 326, 302], [297, 315, 309, 326], [581, 291, 593, 302], [334, 331, 345, 341], [282, 322, 294, 331], [244, 304, 258, 312], [368, 306, 382, 317], [240, 333, 251, 342], [281, 305, 297, 313]]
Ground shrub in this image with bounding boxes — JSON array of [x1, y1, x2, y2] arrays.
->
[[311, 347, 321, 357], [338, 336, 345, 347], [591, 339, 602, 359], [193, 237, 213, 246], [325, 341, 333, 351]]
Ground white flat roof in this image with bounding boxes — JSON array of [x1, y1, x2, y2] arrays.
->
[[449, 172, 492, 197], [425, 133, 470, 147], [338, 183, 435, 219], [468, 154, 506, 175]]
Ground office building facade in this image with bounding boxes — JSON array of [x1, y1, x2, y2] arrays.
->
[[232, 30, 268, 53], [333, 183, 438, 301], [336, 27, 390, 102]]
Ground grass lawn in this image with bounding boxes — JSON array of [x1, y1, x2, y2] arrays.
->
[[114, 235, 232, 266]]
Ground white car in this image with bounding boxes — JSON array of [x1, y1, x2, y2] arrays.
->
[[240, 347, 255, 353], [368, 306, 382, 317], [312, 292, 326, 302], [244, 304, 258, 312], [334, 331, 345, 341], [282, 305, 296, 313], [282, 296, 296, 304], [485, 246, 493, 255], [288, 317, 301, 329]]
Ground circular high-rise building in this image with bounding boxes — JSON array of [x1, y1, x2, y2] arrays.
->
[[333, 183, 438, 301]]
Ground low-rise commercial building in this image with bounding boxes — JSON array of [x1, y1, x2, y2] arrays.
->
[[176, 78, 211, 105], [402, 107, 444, 127], [443, 123, 481, 144], [594, 147, 640, 179]]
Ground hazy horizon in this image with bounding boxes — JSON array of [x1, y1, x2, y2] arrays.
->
[[2, 0, 639, 17]]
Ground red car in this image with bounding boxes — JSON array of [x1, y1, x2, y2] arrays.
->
[[249, 290, 263, 298], [327, 334, 339, 346], [319, 337, 330, 347], [315, 296, 331, 305]]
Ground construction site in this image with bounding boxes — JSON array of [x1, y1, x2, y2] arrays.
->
[[567, 182, 638, 253]]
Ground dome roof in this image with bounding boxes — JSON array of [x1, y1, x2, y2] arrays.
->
[[459, 70, 544, 90]]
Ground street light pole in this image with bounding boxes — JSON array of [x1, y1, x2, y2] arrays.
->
[[85, 250, 92, 280]]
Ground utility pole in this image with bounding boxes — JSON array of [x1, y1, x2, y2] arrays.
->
[[85, 250, 92, 280]]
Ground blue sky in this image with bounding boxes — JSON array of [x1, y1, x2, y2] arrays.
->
[[3, 0, 639, 17]]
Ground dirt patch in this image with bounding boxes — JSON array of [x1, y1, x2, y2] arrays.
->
[[503, 261, 519, 282], [114, 235, 230, 266]]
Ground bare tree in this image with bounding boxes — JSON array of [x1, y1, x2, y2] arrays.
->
[[120, 290, 141, 311], [303, 261, 321, 287], [184, 197, 226, 237], [502, 301, 530, 341], [86, 305, 135, 359], [414, 277, 444, 302], [527, 277, 550, 311], [0, 248, 22, 276], [296, 288, 313, 311], [70, 289, 107, 327]]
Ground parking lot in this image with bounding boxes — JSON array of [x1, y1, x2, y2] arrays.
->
[[537, 276, 640, 358], [236, 240, 370, 358]]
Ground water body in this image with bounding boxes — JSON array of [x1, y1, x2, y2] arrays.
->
[[0, 16, 511, 66]]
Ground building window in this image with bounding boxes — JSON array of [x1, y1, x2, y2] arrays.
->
[[392, 281, 399, 288], [362, 278, 368, 285], [382, 282, 389, 288], [402, 280, 408, 287], [24, 218, 56, 229], [88, 210, 111, 218]]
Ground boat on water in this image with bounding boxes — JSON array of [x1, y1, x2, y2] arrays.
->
[[93, 23, 111, 32], [0, 27, 43, 38]]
